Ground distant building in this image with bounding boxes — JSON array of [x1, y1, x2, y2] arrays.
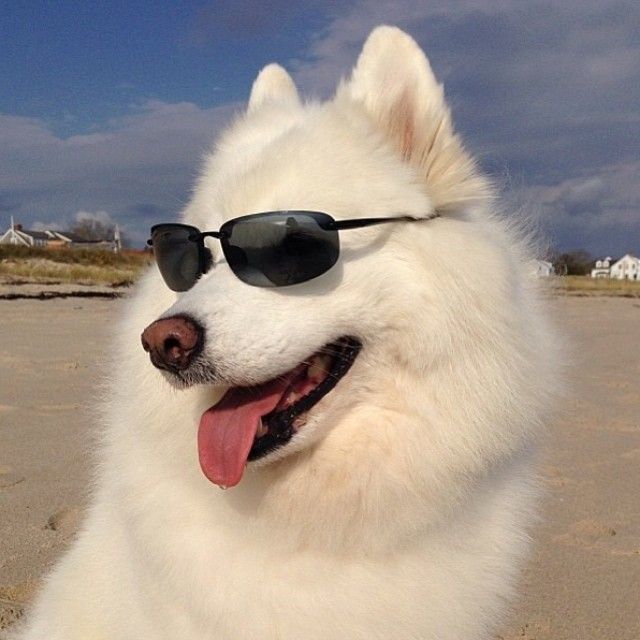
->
[[531, 260, 554, 277], [0, 218, 121, 252], [609, 254, 640, 280], [591, 257, 612, 278], [0, 223, 50, 247]]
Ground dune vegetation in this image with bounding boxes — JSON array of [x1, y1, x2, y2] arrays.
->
[[550, 275, 640, 297], [0, 246, 152, 287], [2, 247, 639, 296]]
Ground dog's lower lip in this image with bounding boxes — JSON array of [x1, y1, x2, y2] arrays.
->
[[247, 337, 362, 461]]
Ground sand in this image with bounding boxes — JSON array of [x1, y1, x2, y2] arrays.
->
[[1, 294, 639, 637]]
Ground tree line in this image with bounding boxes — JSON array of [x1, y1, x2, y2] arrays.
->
[[548, 249, 596, 276], [72, 218, 128, 248]]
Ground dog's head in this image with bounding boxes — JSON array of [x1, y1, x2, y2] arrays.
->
[[136, 27, 550, 506]]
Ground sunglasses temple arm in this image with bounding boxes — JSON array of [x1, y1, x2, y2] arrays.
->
[[146, 230, 224, 246], [329, 215, 431, 231]]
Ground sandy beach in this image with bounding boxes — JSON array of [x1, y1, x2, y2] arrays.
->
[[1, 293, 639, 638]]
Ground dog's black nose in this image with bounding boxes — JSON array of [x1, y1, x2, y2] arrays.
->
[[141, 315, 204, 372]]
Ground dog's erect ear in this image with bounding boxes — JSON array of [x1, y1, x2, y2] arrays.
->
[[343, 26, 490, 210], [248, 64, 300, 113]]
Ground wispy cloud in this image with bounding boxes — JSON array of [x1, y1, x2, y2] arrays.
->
[[523, 162, 640, 254], [187, 0, 329, 45], [0, 100, 238, 243], [286, 0, 640, 253]]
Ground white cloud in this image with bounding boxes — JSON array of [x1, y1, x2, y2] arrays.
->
[[75, 210, 116, 226], [522, 162, 640, 254], [0, 100, 239, 244], [30, 210, 122, 237], [285, 0, 640, 254], [31, 220, 63, 232]]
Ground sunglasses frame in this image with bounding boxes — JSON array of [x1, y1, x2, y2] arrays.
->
[[148, 210, 439, 290]]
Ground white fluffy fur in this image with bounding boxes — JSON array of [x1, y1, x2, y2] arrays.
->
[[14, 26, 558, 640]]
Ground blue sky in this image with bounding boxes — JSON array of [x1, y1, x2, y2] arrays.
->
[[1, 1, 638, 254]]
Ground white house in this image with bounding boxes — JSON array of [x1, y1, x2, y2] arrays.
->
[[591, 257, 612, 278], [0, 218, 121, 252], [609, 254, 640, 280], [531, 260, 554, 277], [0, 223, 49, 247]]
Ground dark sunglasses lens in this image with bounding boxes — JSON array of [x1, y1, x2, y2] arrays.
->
[[151, 226, 201, 292], [221, 212, 339, 287]]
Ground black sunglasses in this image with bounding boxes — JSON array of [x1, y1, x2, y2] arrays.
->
[[148, 210, 437, 291]]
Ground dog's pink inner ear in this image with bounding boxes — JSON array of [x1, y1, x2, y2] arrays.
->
[[343, 25, 491, 211], [370, 88, 418, 160], [390, 90, 415, 161]]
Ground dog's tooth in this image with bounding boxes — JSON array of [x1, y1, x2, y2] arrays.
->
[[256, 418, 267, 438]]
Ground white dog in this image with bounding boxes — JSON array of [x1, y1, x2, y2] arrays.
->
[[15, 26, 558, 640]]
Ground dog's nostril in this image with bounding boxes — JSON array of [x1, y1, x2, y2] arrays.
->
[[141, 315, 204, 372], [162, 336, 189, 365], [163, 336, 182, 354]]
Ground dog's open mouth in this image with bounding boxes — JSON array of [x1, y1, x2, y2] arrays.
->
[[198, 337, 361, 488]]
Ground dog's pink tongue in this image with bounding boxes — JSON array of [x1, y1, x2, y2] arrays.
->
[[198, 378, 292, 488]]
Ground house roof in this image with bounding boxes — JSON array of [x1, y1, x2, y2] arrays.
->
[[0, 227, 98, 244], [19, 229, 50, 240], [611, 254, 639, 267], [51, 231, 92, 243]]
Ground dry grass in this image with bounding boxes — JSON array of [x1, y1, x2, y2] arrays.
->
[[3, 247, 639, 295], [0, 246, 152, 286], [551, 275, 640, 297]]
